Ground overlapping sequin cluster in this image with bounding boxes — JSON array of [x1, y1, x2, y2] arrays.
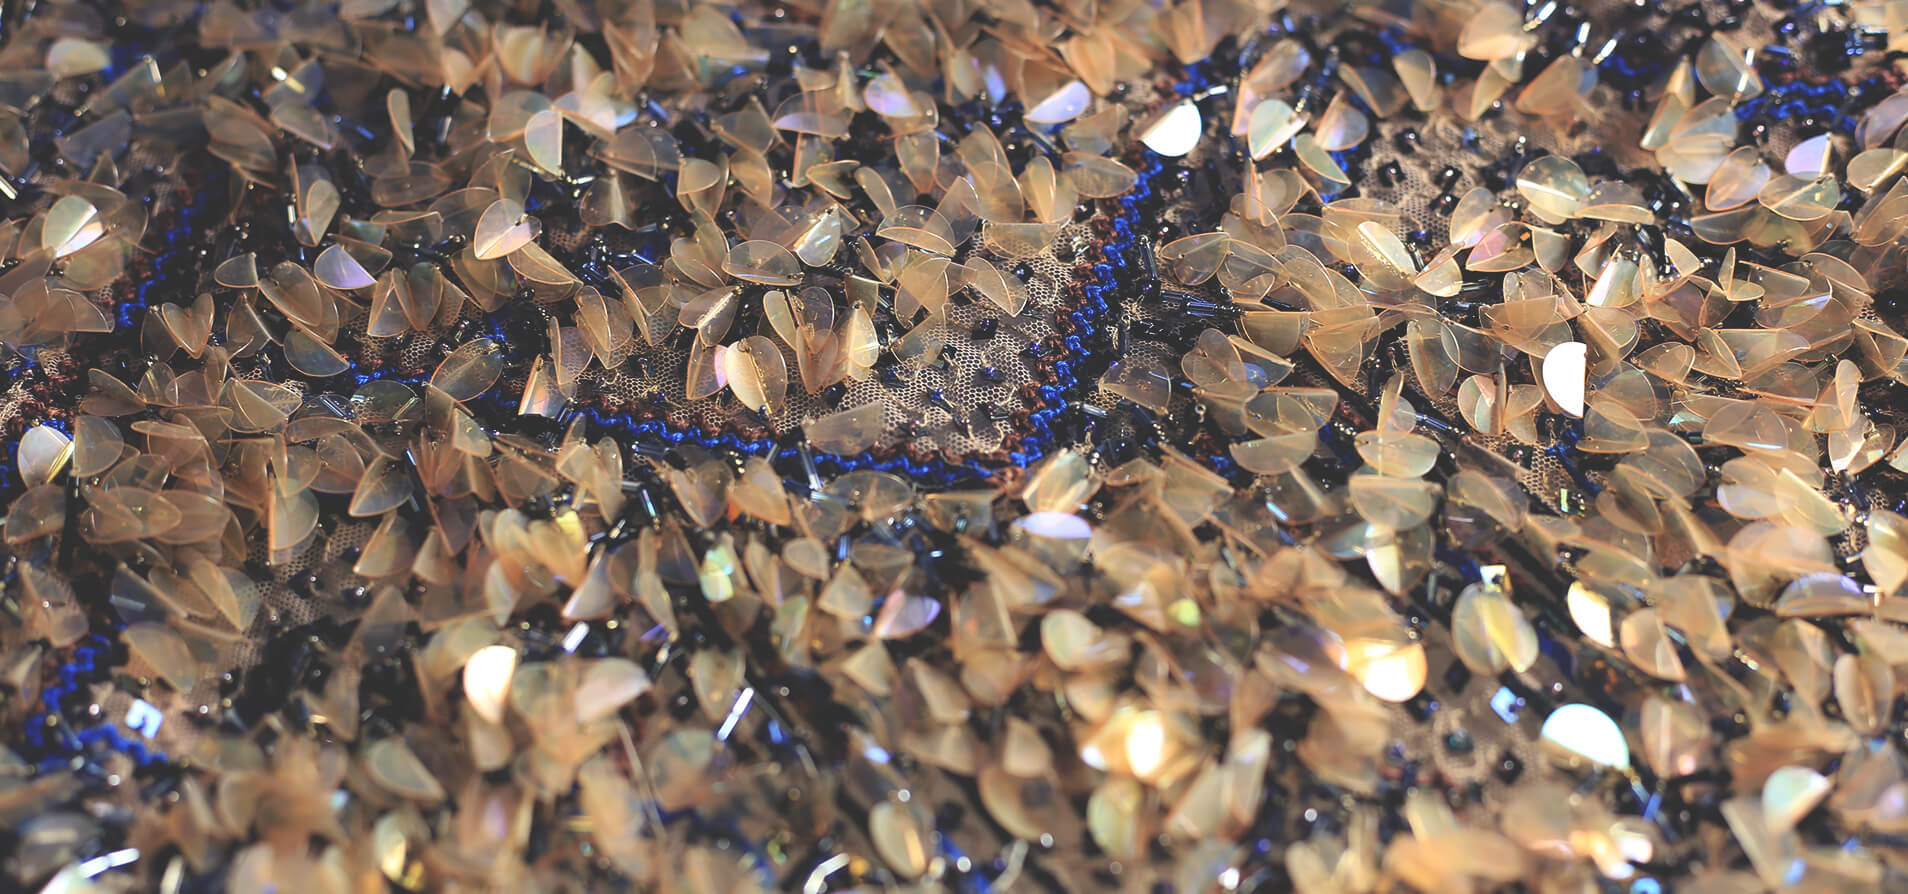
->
[[7, 0, 1908, 891]]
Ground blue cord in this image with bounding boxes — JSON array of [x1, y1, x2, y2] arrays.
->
[[573, 408, 990, 487], [127, 157, 226, 330], [24, 632, 169, 772], [1545, 419, 1603, 497], [1734, 79, 1860, 134], [1016, 152, 1161, 467]]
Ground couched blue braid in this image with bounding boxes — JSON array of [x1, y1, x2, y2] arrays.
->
[[128, 157, 229, 330], [1546, 419, 1603, 497], [24, 632, 169, 773], [1735, 79, 1863, 134], [1014, 151, 1163, 467]]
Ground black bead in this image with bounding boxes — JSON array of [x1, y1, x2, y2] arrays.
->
[[1495, 752, 1523, 783], [1442, 660, 1471, 692]]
